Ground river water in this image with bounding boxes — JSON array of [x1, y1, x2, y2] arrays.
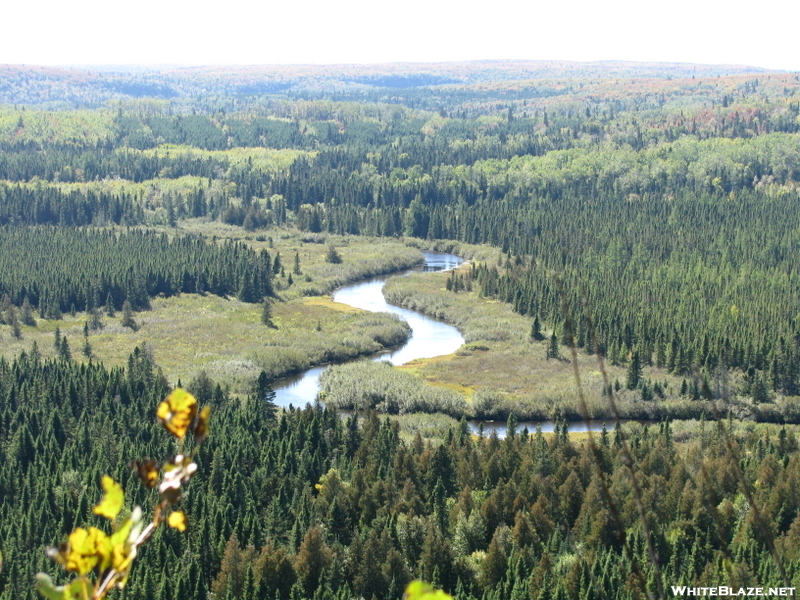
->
[[273, 251, 464, 408], [273, 251, 608, 437]]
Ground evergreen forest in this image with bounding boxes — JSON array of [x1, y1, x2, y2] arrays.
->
[[2, 60, 800, 599]]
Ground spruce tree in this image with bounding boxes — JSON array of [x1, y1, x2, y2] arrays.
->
[[105, 293, 115, 317], [10, 306, 21, 339], [530, 316, 543, 341], [325, 246, 342, 264], [626, 351, 642, 390], [20, 296, 36, 327], [121, 300, 137, 330], [0, 294, 10, 324], [546, 333, 560, 360], [752, 374, 771, 404], [82, 322, 92, 358], [261, 298, 275, 328], [59, 336, 71, 361], [89, 308, 103, 331]]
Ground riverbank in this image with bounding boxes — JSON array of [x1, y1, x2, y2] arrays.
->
[[274, 250, 466, 407], [380, 263, 799, 423], [0, 227, 426, 394]]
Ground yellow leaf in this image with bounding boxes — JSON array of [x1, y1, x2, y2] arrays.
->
[[131, 458, 159, 489], [36, 575, 93, 600], [157, 388, 198, 438], [64, 527, 110, 575], [167, 511, 187, 532], [193, 406, 211, 443], [109, 510, 144, 588], [64, 578, 93, 600], [403, 580, 454, 600], [93, 476, 124, 520]]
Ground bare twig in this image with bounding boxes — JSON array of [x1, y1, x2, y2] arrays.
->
[[555, 278, 664, 600], [700, 376, 789, 587]]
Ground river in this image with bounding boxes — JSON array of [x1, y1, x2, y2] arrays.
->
[[273, 250, 609, 437], [273, 251, 464, 408]]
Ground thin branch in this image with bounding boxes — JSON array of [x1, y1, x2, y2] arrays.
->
[[700, 376, 789, 587], [556, 278, 664, 600]]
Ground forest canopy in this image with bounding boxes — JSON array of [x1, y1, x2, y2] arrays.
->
[[1, 61, 800, 600]]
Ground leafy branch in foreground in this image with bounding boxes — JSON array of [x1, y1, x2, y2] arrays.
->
[[403, 580, 453, 600], [36, 388, 210, 600]]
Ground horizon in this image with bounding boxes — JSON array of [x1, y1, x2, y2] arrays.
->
[[3, 0, 799, 72], [4, 56, 796, 76], [3, 58, 794, 76]]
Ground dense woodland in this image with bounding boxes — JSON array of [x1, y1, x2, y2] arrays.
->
[[2, 61, 800, 599], [3, 69, 800, 396], [3, 350, 800, 600], [0, 228, 273, 315]]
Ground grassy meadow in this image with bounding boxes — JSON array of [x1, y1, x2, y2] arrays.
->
[[0, 227, 424, 393]]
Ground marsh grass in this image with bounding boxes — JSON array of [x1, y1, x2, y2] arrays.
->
[[0, 294, 410, 394], [390, 412, 461, 445], [0, 228, 429, 394], [382, 266, 764, 421], [319, 360, 468, 416]]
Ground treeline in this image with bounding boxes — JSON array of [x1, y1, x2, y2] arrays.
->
[[1, 76, 799, 391], [0, 227, 273, 315], [448, 183, 800, 395], [0, 182, 144, 226], [3, 348, 800, 599], [116, 114, 314, 150], [275, 132, 800, 215], [0, 148, 227, 183], [274, 137, 800, 390]]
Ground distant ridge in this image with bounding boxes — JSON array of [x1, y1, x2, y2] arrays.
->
[[0, 60, 781, 107]]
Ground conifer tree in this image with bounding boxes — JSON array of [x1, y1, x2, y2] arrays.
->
[[530, 316, 543, 341], [105, 292, 115, 317], [0, 293, 10, 324], [82, 322, 92, 358], [261, 297, 275, 328], [121, 300, 137, 330], [89, 307, 104, 331], [546, 333, 560, 360], [59, 335, 71, 361], [295, 526, 333, 596], [9, 306, 21, 339], [325, 245, 342, 264], [21, 296, 36, 327], [752, 374, 771, 404], [626, 351, 642, 390]]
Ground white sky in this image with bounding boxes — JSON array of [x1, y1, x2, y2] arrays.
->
[[2, 0, 798, 71]]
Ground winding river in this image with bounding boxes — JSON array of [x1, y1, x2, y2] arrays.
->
[[273, 251, 464, 408], [273, 251, 608, 437]]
